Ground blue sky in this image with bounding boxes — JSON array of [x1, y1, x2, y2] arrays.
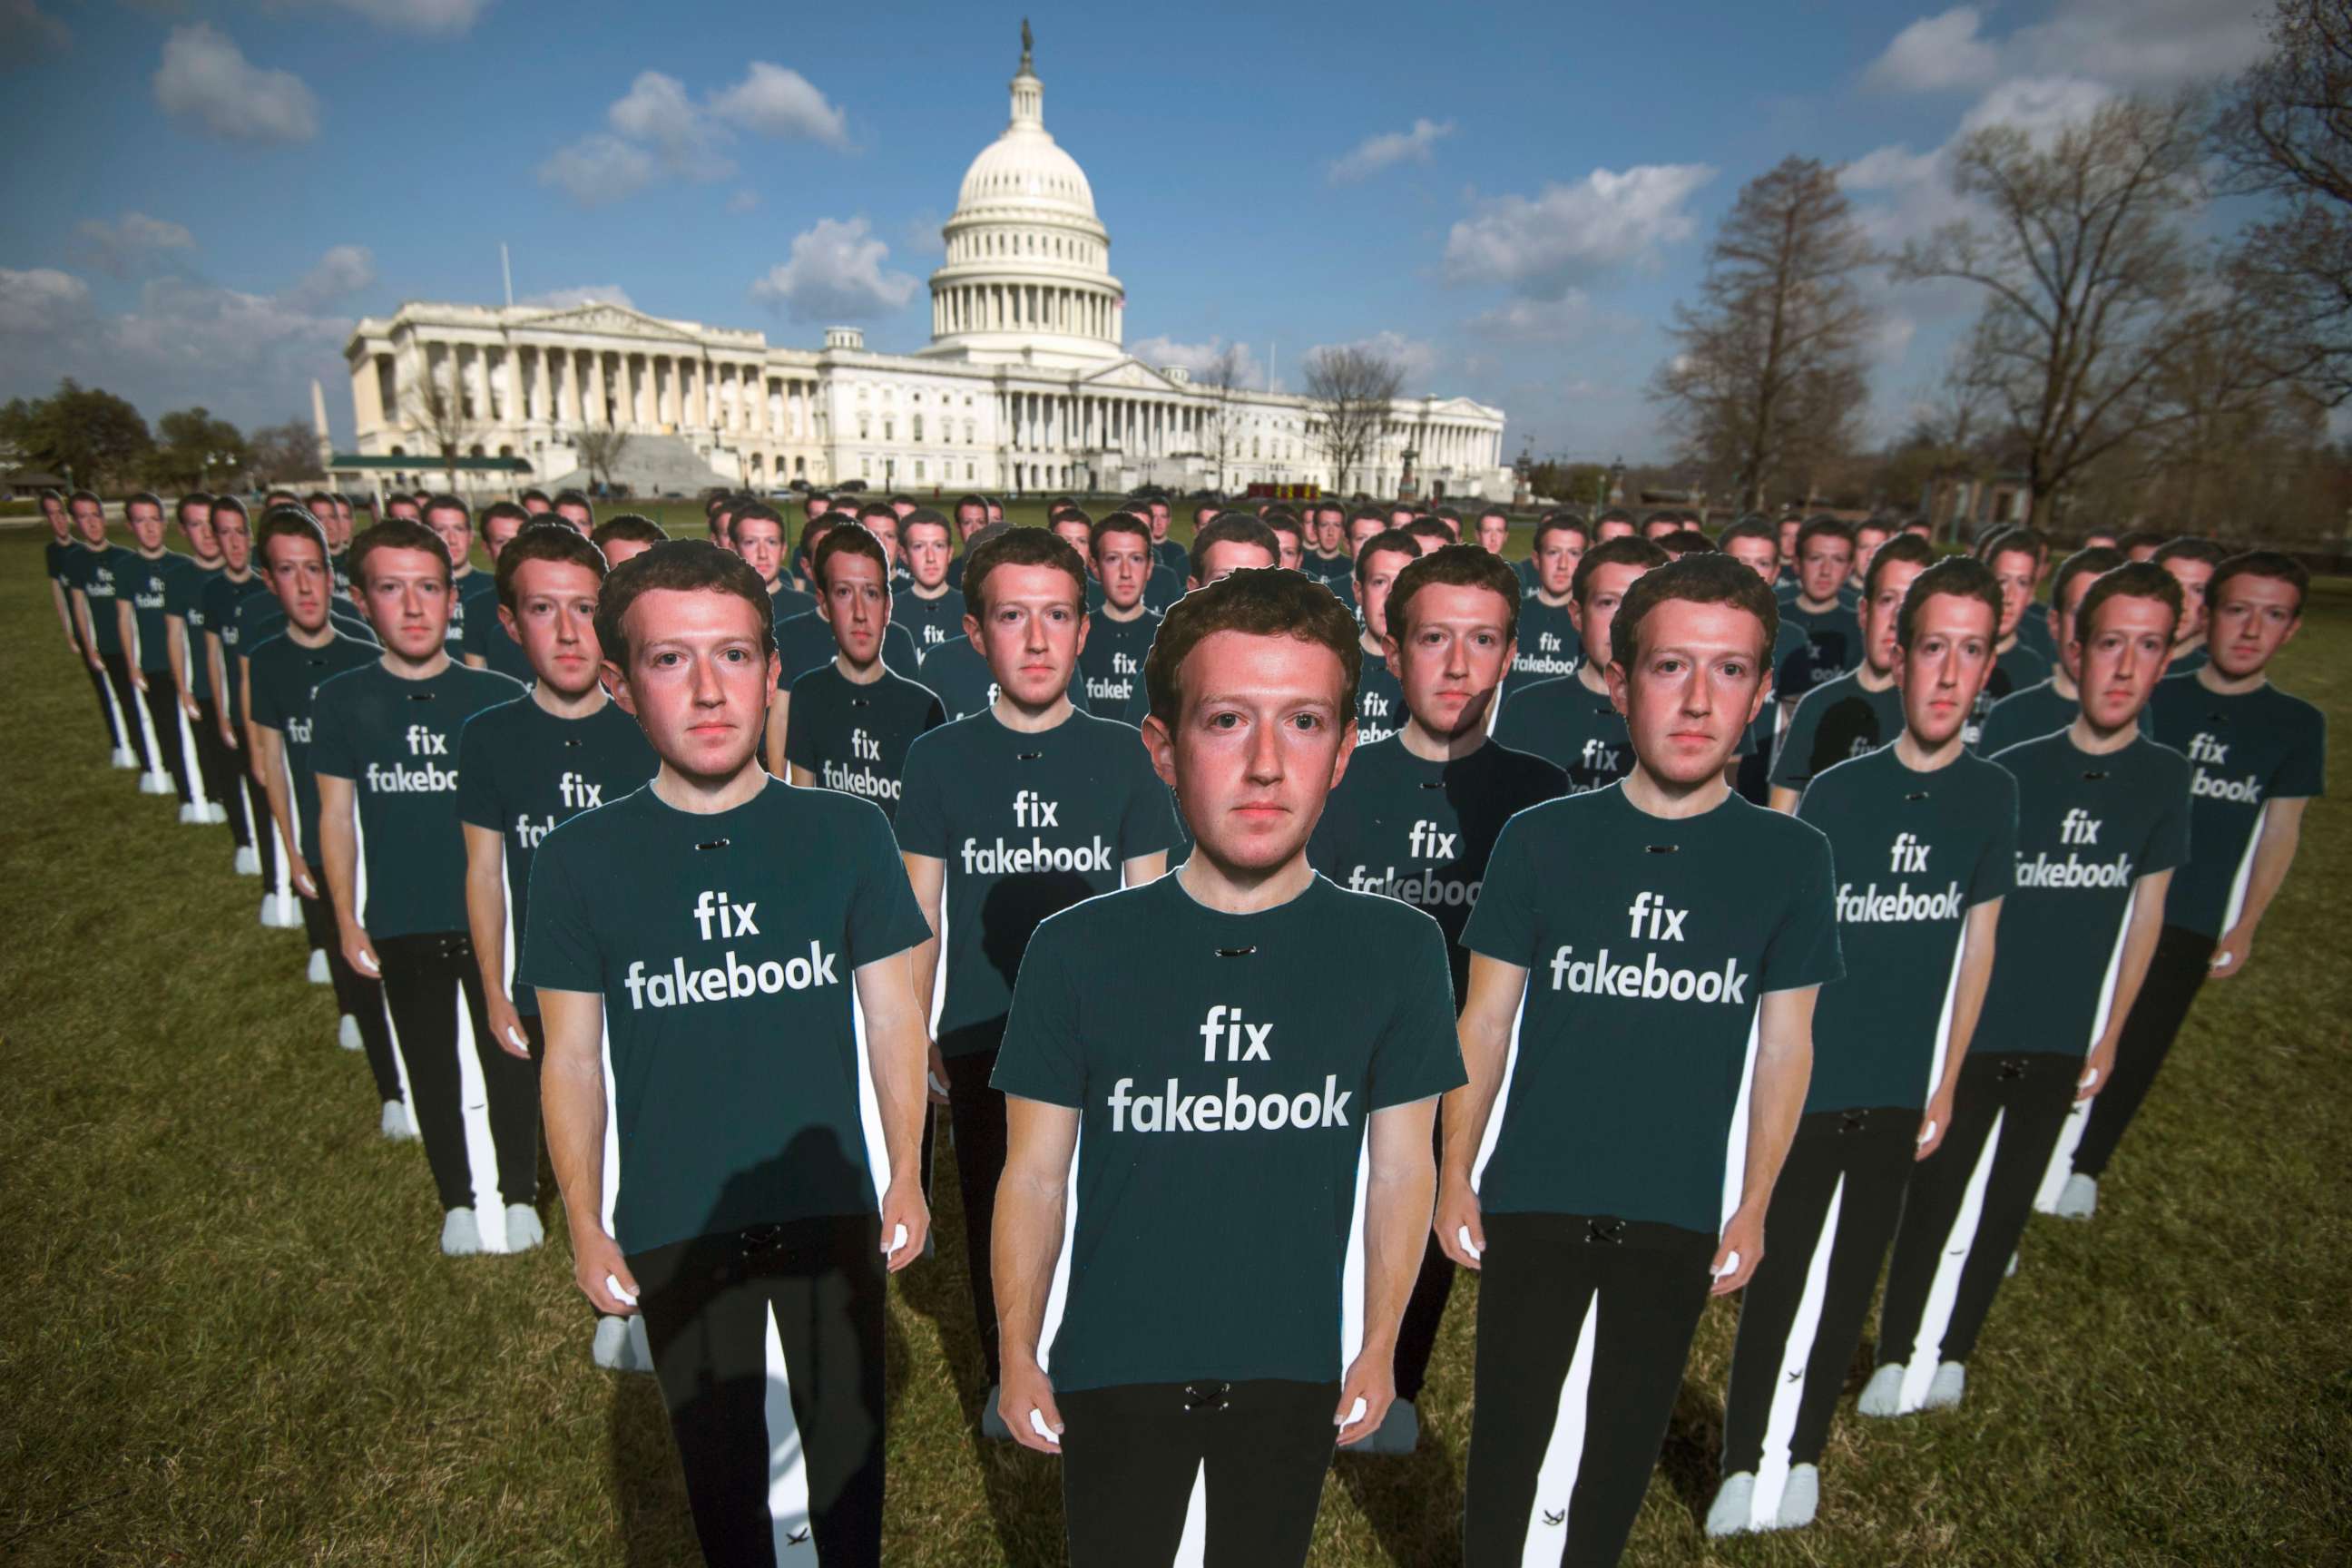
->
[[0, 0, 2280, 465]]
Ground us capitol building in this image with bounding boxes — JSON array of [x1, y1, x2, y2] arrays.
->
[[338, 28, 1510, 501]]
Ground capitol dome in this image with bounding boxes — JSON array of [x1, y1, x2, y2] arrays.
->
[[922, 23, 1124, 367]]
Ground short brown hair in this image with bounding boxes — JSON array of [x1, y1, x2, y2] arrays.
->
[[812, 520, 890, 593], [254, 505, 328, 571], [1571, 534, 1670, 608], [349, 517, 451, 588], [495, 522, 607, 611], [592, 514, 669, 551], [1861, 533, 1936, 599], [964, 525, 1086, 612], [1387, 543, 1524, 643], [1144, 568, 1360, 728], [2048, 545, 2126, 624], [1191, 514, 1280, 575], [1354, 528, 1421, 583], [594, 539, 775, 671], [2074, 560, 2182, 643], [1896, 556, 2004, 651], [2206, 549, 2308, 617], [1090, 511, 1152, 557], [1611, 552, 1779, 670]]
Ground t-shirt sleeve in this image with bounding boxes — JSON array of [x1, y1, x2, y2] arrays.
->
[[782, 673, 819, 771], [162, 563, 196, 617], [2141, 760, 2192, 877], [921, 692, 946, 733], [246, 653, 284, 730], [989, 921, 1084, 1108], [459, 606, 489, 658], [1971, 774, 2019, 905], [517, 834, 602, 994], [308, 680, 358, 779], [1116, 733, 1178, 859], [844, 802, 933, 965], [1367, 914, 1468, 1110], [455, 717, 500, 830], [1459, 812, 1539, 966], [893, 731, 951, 858], [1760, 828, 1843, 992], [2276, 708, 2327, 799]]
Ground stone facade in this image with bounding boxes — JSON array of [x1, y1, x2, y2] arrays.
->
[[341, 34, 1509, 502]]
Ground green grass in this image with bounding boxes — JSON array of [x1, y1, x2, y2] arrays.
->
[[3, 524, 2347, 1566]]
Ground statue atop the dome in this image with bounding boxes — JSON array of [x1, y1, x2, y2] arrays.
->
[[1020, 18, 1033, 68]]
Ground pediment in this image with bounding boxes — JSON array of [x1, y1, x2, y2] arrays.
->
[[521, 304, 695, 342], [1077, 358, 1182, 393]]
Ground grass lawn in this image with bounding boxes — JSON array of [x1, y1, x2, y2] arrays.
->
[[2, 519, 2347, 1565]]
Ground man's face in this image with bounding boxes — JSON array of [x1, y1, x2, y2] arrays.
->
[[904, 523, 951, 590], [602, 535, 655, 568], [263, 534, 333, 634], [356, 545, 452, 660], [503, 557, 604, 699], [1269, 528, 1303, 572], [985, 501, 1004, 524], [71, 498, 107, 546], [967, 563, 1087, 708], [1852, 527, 1890, 587], [1144, 629, 1352, 875], [425, 508, 474, 569], [1989, 548, 2037, 639], [1776, 519, 1800, 561], [213, 511, 250, 573], [2206, 573, 2300, 680], [1475, 514, 1509, 553], [179, 505, 217, 559], [41, 497, 66, 541], [734, 519, 787, 586], [323, 505, 351, 549], [1605, 598, 1769, 786], [127, 502, 166, 552], [1642, 517, 1680, 542], [818, 552, 890, 667], [1356, 547, 1413, 642], [1191, 540, 1275, 587], [1150, 503, 1171, 541], [1051, 518, 1094, 565], [956, 505, 987, 541], [2126, 539, 2160, 564], [1862, 559, 1928, 676], [1894, 593, 1997, 749], [611, 588, 778, 781], [2052, 571, 2098, 680], [1347, 517, 1384, 557], [1569, 560, 1649, 670], [890, 500, 916, 521], [555, 502, 593, 534], [522, 495, 552, 515], [1094, 529, 1151, 612], [1314, 511, 1345, 553], [2159, 556, 2215, 642], [1390, 583, 1514, 741], [1534, 528, 1585, 598], [2076, 594, 2175, 732], [864, 514, 900, 567], [1724, 535, 1777, 584], [803, 495, 828, 523], [387, 498, 422, 522], [1798, 534, 1852, 603], [1389, 506, 1416, 531], [1596, 517, 1636, 543], [483, 515, 523, 562]]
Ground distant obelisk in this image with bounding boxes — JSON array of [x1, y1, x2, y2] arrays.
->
[[310, 378, 333, 473]]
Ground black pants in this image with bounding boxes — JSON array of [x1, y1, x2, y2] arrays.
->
[[1877, 1053, 2078, 1377], [376, 931, 536, 1214], [80, 655, 124, 756], [631, 1217, 887, 1568], [139, 671, 192, 804], [1060, 1377, 1339, 1568], [98, 652, 153, 772], [242, 766, 279, 883], [299, 890, 401, 1102], [189, 696, 239, 826], [941, 1035, 1009, 1385], [1464, 1212, 1716, 1568], [1394, 1115, 1456, 1403], [1720, 1107, 1915, 1481], [2074, 926, 2215, 1181]]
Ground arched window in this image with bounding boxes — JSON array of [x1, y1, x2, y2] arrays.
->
[[912, 415, 924, 442]]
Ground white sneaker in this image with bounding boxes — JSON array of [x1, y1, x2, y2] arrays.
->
[[1857, 1363, 1906, 1417], [178, 802, 199, 824], [592, 1314, 631, 1369], [1778, 1464, 1819, 1528], [111, 746, 138, 770], [308, 949, 331, 985], [441, 1208, 484, 1256], [619, 1314, 652, 1373], [1924, 1361, 1966, 1410], [234, 846, 260, 877], [141, 773, 170, 795], [505, 1204, 545, 1251], [1705, 1473, 1758, 1536], [2053, 1172, 2098, 1220], [380, 1100, 417, 1141], [207, 801, 230, 825], [338, 1015, 363, 1052]]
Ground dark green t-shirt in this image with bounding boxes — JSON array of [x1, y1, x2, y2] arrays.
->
[[245, 628, 382, 859], [894, 585, 967, 660], [1796, 747, 2018, 1112], [520, 782, 931, 1252], [774, 609, 919, 688], [2015, 609, 2057, 665], [308, 661, 526, 939], [916, 637, 1088, 721], [1771, 669, 1905, 794], [783, 662, 946, 823], [458, 598, 535, 684], [1737, 621, 1816, 799], [235, 594, 377, 690], [445, 568, 498, 652], [1355, 651, 1404, 747], [769, 582, 819, 629], [1978, 676, 2152, 755], [456, 697, 658, 1011], [115, 551, 191, 672], [1779, 599, 1864, 703], [1493, 673, 1633, 793], [164, 557, 223, 694], [992, 873, 1465, 1390], [2149, 672, 2326, 939], [328, 547, 352, 597], [1308, 735, 1566, 1001], [2166, 644, 2210, 678], [60, 544, 132, 658], [1975, 731, 2191, 1055], [1961, 642, 2052, 747], [1078, 609, 1158, 727], [1511, 594, 1583, 685], [1086, 566, 1183, 614], [1154, 537, 1191, 581], [1462, 785, 1843, 1235], [897, 709, 1177, 1052], [202, 573, 273, 717]]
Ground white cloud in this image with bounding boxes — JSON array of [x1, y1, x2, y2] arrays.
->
[[0, 1, 71, 69], [750, 218, 918, 322], [73, 212, 196, 277], [1957, 74, 2112, 140], [1443, 164, 1715, 298], [518, 284, 637, 310], [1863, 7, 1999, 93], [536, 133, 658, 207], [0, 268, 93, 337], [608, 70, 733, 179], [727, 189, 762, 215], [1127, 335, 1269, 390], [281, 245, 377, 311], [709, 62, 849, 147], [1307, 329, 1438, 387], [152, 24, 318, 145], [309, 0, 490, 33], [1329, 118, 1455, 184]]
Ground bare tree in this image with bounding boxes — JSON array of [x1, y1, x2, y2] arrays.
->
[[1651, 156, 1876, 512], [2213, 0, 2352, 405], [1894, 93, 2249, 526], [1198, 345, 1246, 493], [573, 423, 631, 492], [402, 362, 476, 492], [1302, 344, 1403, 495]]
